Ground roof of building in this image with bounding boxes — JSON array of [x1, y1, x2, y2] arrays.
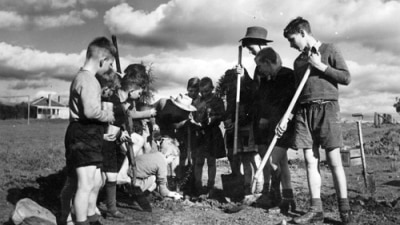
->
[[31, 97, 67, 107]]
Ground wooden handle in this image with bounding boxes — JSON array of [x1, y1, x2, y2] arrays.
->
[[111, 35, 122, 73]]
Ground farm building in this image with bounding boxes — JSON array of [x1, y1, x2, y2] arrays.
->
[[31, 95, 69, 119]]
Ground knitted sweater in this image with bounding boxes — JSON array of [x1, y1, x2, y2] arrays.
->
[[293, 43, 351, 103]]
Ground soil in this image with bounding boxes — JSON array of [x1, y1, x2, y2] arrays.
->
[[2, 120, 400, 224]]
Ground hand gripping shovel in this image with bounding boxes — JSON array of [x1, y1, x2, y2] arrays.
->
[[224, 66, 311, 213]]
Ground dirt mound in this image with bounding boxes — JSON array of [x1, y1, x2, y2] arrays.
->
[[364, 127, 400, 155]]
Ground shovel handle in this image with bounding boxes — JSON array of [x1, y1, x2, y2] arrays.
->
[[357, 121, 368, 188], [111, 35, 122, 73], [233, 46, 243, 156]]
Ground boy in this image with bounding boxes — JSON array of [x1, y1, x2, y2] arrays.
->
[[234, 26, 275, 200], [253, 47, 296, 212], [280, 17, 352, 224], [223, 68, 260, 195], [96, 70, 144, 219], [193, 77, 225, 196], [61, 37, 116, 225]]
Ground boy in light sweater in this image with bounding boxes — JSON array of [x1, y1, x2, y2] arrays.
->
[[61, 37, 116, 225]]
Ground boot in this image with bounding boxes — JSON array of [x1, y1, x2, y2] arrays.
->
[[105, 181, 125, 219], [279, 189, 296, 214], [258, 173, 281, 208], [132, 186, 152, 212], [293, 209, 324, 224]]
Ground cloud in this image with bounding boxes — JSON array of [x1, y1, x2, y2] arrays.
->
[[0, 0, 77, 14], [0, 0, 102, 30], [0, 42, 84, 82], [104, 0, 400, 54], [123, 50, 234, 92], [33, 9, 98, 29], [8, 80, 50, 90], [0, 11, 27, 29], [81, 8, 98, 19]]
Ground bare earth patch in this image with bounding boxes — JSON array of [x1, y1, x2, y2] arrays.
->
[[1, 120, 400, 224]]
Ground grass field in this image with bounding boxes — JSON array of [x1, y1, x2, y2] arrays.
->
[[1, 119, 67, 191]]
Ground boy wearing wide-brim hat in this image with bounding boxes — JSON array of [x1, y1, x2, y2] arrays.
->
[[152, 93, 196, 139], [240, 26, 273, 55], [226, 26, 275, 198]]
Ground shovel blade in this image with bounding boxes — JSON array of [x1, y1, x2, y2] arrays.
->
[[221, 173, 244, 200]]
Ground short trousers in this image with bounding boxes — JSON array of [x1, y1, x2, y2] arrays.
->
[[254, 119, 294, 149], [292, 100, 343, 150], [65, 121, 104, 176], [102, 140, 119, 173], [135, 175, 157, 192], [226, 124, 257, 158]]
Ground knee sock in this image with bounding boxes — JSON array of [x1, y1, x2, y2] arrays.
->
[[338, 198, 350, 212], [75, 219, 90, 225], [87, 213, 100, 222], [311, 198, 323, 211], [105, 181, 118, 212], [282, 189, 294, 199]]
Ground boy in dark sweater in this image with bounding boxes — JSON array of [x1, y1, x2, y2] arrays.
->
[[253, 47, 296, 212], [279, 17, 353, 224]]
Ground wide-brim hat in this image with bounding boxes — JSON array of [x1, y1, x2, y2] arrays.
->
[[170, 93, 197, 112], [240, 26, 273, 43]]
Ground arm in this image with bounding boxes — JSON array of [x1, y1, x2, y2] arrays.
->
[[156, 156, 170, 197], [323, 44, 351, 85], [172, 119, 189, 129], [127, 108, 155, 119], [79, 76, 114, 122], [206, 96, 225, 127], [309, 44, 351, 85]]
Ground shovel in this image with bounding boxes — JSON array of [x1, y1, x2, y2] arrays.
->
[[224, 66, 312, 213], [352, 113, 375, 195]]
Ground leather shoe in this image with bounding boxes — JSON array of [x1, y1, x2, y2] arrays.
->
[[293, 210, 324, 224], [134, 194, 152, 212], [255, 194, 280, 208], [89, 221, 103, 225], [279, 198, 296, 214], [105, 210, 125, 219]]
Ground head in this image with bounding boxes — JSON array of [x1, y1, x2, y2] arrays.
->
[[283, 17, 312, 52], [199, 77, 214, 98], [120, 75, 143, 101], [240, 26, 273, 56], [159, 137, 180, 164], [255, 48, 282, 78], [96, 70, 121, 98], [187, 77, 200, 99], [86, 37, 117, 75], [242, 39, 269, 56], [123, 64, 148, 89], [170, 94, 197, 112]]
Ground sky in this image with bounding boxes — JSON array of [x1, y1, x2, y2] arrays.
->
[[0, 0, 399, 121]]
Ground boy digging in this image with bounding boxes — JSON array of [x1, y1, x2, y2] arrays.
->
[[279, 17, 353, 224]]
